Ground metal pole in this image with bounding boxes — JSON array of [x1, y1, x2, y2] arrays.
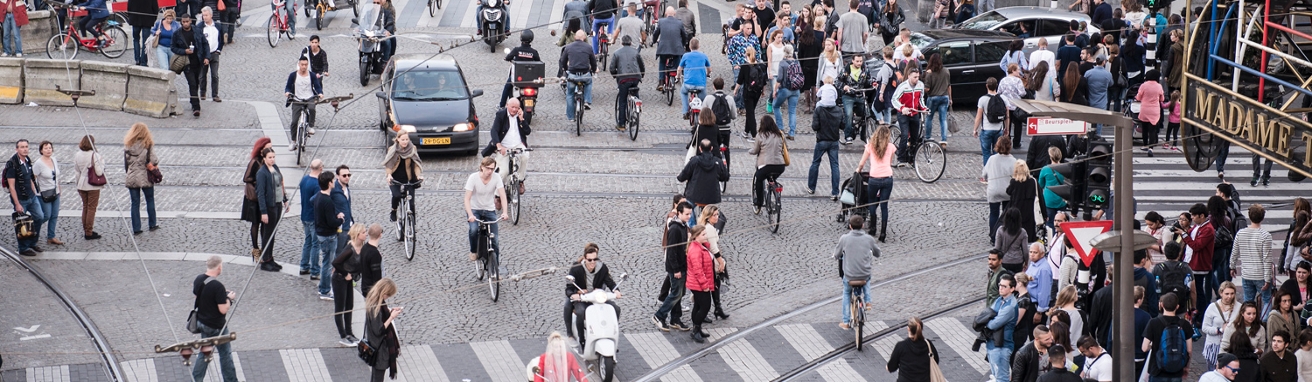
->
[[1114, 123, 1137, 381]]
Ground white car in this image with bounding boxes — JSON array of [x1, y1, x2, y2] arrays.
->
[[955, 7, 1101, 54]]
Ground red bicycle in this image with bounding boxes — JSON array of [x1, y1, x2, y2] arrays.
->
[[45, 4, 128, 60], [268, 0, 298, 47]]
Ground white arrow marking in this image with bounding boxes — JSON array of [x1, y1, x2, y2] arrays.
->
[[13, 325, 39, 333]]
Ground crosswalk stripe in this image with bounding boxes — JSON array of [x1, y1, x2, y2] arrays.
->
[[470, 340, 525, 382], [925, 317, 990, 375], [1130, 169, 1292, 178], [1134, 181, 1310, 191], [394, 345, 451, 382], [510, 0, 532, 29], [704, 327, 736, 342], [776, 324, 831, 361], [713, 328, 778, 381], [623, 332, 704, 382], [26, 365, 70, 382], [279, 349, 331, 382], [816, 361, 869, 382], [459, 0, 480, 29], [120, 358, 157, 382], [204, 351, 247, 382]]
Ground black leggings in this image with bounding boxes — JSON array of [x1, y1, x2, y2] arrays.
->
[[744, 90, 763, 137], [710, 274, 724, 312], [690, 290, 712, 329], [389, 184, 416, 212], [79, 15, 108, 39], [1164, 122, 1180, 144], [332, 274, 355, 339], [370, 368, 385, 382], [564, 299, 621, 340], [259, 203, 282, 263], [249, 221, 262, 250], [752, 164, 787, 207]]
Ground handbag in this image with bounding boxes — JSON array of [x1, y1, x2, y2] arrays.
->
[[357, 336, 378, 365], [12, 212, 36, 241], [146, 147, 163, 184], [87, 154, 107, 186], [781, 139, 791, 166], [926, 339, 947, 382], [39, 189, 57, 203], [217, 0, 226, 11], [186, 277, 215, 334], [170, 54, 190, 74]]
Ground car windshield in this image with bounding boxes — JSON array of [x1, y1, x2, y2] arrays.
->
[[908, 33, 936, 51], [957, 11, 1007, 30], [392, 71, 469, 101]]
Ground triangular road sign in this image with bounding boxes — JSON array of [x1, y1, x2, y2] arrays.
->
[[1061, 220, 1115, 267]]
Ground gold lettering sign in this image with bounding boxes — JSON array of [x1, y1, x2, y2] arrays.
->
[[1183, 78, 1312, 179]]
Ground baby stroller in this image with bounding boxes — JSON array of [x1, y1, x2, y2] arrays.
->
[[837, 172, 869, 223], [1122, 82, 1145, 144]]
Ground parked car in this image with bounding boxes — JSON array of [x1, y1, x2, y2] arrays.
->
[[954, 7, 1100, 54], [907, 29, 1018, 105], [376, 54, 484, 155]]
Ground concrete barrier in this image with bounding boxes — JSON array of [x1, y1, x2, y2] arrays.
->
[[79, 61, 129, 112], [23, 59, 80, 107], [0, 58, 22, 104], [20, 11, 60, 56], [124, 65, 178, 118]]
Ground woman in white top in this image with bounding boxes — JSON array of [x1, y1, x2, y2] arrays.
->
[[1204, 281, 1243, 370], [1144, 211, 1172, 265], [1029, 61, 1061, 102], [31, 141, 64, 246], [765, 29, 787, 103], [72, 135, 106, 240], [815, 39, 842, 92], [1221, 300, 1268, 356]]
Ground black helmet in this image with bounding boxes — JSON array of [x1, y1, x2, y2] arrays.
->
[[520, 30, 534, 44]]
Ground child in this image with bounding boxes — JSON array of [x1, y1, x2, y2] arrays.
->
[[1296, 328, 1312, 382], [817, 75, 838, 107], [1162, 90, 1181, 151]]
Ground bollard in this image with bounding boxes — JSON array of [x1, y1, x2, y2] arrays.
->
[[79, 61, 131, 112], [23, 58, 80, 107], [0, 57, 22, 104]]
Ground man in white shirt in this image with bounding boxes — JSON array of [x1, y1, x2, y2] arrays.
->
[[482, 98, 530, 193], [1078, 335, 1113, 381], [464, 157, 510, 261], [1028, 37, 1056, 72]]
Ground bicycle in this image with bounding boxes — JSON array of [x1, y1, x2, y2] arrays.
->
[[848, 279, 868, 349], [267, 0, 297, 48], [659, 56, 679, 106], [500, 148, 528, 225], [428, 0, 441, 17], [565, 76, 589, 136], [893, 109, 947, 183], [762, 174, 782, 233], [845, 88, 876, 142], [686, 87, 702, 129], [44, 4, 128, 60], [641, 1, 658, 44], [614, 85, 641, 141], [594, 22, 611, 69], [473, 217, 504, 302], [392, 180, 421, 261], [286, 94, 352, 165], [312, 0, 358, 30]]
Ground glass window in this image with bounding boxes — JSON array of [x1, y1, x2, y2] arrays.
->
[[974, 40, 1008, 63], [392, 71, 469, 101], [1000, 20, 1036, 37], [932, 41, 972, 66], [956, 11, 1007, 30], [1037, 19, 1073, 37]]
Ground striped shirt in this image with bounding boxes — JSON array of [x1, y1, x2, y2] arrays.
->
[[1230, 226, 1273, 282]]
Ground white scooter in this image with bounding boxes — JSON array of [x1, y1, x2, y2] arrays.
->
[[526, 273, 627, 382]]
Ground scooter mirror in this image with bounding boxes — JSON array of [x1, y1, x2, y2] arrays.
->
[[504, 47, 511, 55], [617, 273, 628, 280], [565, 275, 575, 283]]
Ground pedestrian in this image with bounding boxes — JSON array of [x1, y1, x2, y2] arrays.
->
[[1026, 242, 1054, 314], [1232, 204, 1274, 310], [331, 165, 354, 253], [735, 46, 767, 139], [982, 139, 1016, 242], [127, 0, 158, 66], [196, 7, 223, 102], [301, 35, 330, 79], [836, 215, 879, 329], [1007, 161, 1040, 242], [1199, 352, 1241, 382], [150, 10, 180, 71], [855, 125, 895, 241], [807, 75, 842, 199], [1143, 292, 1193, 381], [192, 255, 238, 382], [748, 116, 787, 214], [876, 0, 904, 46], [534, 332, 588, 382], [72, 135, 105, 240], [922, 53, 951, 145], [1014, 272, 1038, 345], [1038, 147, 1066, 230], [359, 224, 384, 298], [1136, 69, 1164, 156], [695, 205, 730, 321], [30, 141, 63, 247], [332, 224, 365, 347], [240, 137, 272, 260], [677, 139, 728, 223], [998, 64, 1026, 147], [384, 133, 423, 223], [1077, 335, 1112, 381], [796, 19, 822, 113], [658, 194, 687, 303], [1145, 211, 1170, 264], [686, 225, 715, 343], [999, 40, 1029, 74], [1278, 260, 1309, 318], [886, 317, 941, 381], [298, 159, 323, 276], [1179, 203, 1218, 310], [4, 139, 44, 256], [312, 171, 343, 299], [653, 201, 692, 332], [1260, 330, 1299, 381], [123, 123, 160, 235], [1222, 301, 1266, 355], [170, 14, 208, 117], [815, 39, 841, 113], [985, 249, 1012, 306], [986, 275, 1018, 381], [1050, 286, 1083, 345], [364, 278, 401, 382], [995, 208, 1028, 272], [975, 78, 1009, 171], [254, 147, 287, 272], [1036, 344, 1080, 382], [0, 0, 27, 57], [835, 0, 867, 58], [1296, 329, 1312, 381], [1012, 325, 1055, 382], [772, 46, 802, 138], [1204, 281, 1242, 370], [1268, 290, 1299, 353]]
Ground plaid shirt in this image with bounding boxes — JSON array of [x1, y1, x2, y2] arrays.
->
[[727, 34, 762, 66]]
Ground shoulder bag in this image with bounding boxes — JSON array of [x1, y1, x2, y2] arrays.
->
[[781, 139, 791, 166], [926, 339, 947, 382], [357, 333, 377, 365], [146, 146, 164, 184], [87, 153, 107, 186], [170, 54, 190, 74], [186, 277, 215, 334]]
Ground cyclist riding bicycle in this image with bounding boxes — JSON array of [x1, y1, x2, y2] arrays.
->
[[890, 68, 926, 164], [564, 243, 622, 344], [559, 30, 596, 121], [481, 98, 531, 193], [677, 37, 710, 118], [555, 0, 589, 46], [837, 53, 872, 144], [499, 31, 541, 108], [588, 0, 618, 54], [464, 157, 509, 261], [609, 35, 644, 130], [384, 133, 423, 222], [283, 56, 323, 151], [652, 7, 687, 92], [76, 0, 112, 47], [834, 214, 879, 330]]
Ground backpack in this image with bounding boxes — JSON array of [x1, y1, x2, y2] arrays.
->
[[1153, 261, 1191, 298], [1155, 319, 1190, 373], [878, 63, 898, 109], [0, 157, 12, 191], [986, 94, 1007, 124], [711, 92, 733, 127], [782, 60, 804, 90], [746, 64, 769, 93], [1214, 224, 1234, 253]]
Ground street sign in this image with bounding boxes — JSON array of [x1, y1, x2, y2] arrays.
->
[[1061, 220, 1114, 266], [1027, 117, 1089, 135]]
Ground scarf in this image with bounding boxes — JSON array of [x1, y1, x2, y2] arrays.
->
[[382, 143, 420, 178]]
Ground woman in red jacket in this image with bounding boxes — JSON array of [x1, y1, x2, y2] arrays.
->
[[686, 225, 715, 343]]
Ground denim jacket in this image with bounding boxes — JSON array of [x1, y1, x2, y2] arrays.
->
[[987, 294, 1017, 350]]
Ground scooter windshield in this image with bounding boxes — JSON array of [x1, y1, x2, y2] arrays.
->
[[481, 0, 500, 8], [356, 3, 382, 32]]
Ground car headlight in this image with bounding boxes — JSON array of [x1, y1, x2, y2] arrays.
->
[[398, 124, 417, 133], [453, 123, 473, 132]]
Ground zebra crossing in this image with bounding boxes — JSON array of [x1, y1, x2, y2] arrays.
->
[[8, 316, 992, 382], [1127, 145, 1307, 232]]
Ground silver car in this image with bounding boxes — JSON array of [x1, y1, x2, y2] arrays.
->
[[954, 7, 1101, 54]]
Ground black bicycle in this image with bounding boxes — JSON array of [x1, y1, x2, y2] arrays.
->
[[474, 217, 503, 301], [614, 86, 642, 140], [392, 180, 420, 261], [763, 175, 782, 233], [566, 76, 590, 136], [500, 148, 527, 225], [286, 94, 352, 165]]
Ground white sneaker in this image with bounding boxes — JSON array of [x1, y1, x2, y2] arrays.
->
[[307, 127, 316, 136], [0, 53, 9, 57], [16, 53, 23, 58]]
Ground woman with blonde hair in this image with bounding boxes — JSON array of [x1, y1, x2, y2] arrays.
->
[[856, 125, 896, 242], [331, 224, 368, 347], [1203, 281, 1243, 370], [1050, 285, 1084, 345], [73, 135, 105, 240], [533, 332, 587, 382], [364, 277, 402, 381], [815, 38, 841, 94], [123, 122, 160, 234], [735, 45, 767, 138], [696, 205, 730, 320], [1006, 161, 1039, 242], [886, 316, 940, 380]]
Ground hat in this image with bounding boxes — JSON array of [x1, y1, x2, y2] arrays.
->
[[1216, 353, 1239, 369]]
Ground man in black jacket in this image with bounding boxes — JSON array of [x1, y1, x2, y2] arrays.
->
[[482, 98, 531, 193], [1035, 345, 1082, 382], [1013, 325, 1055, 382], [500, 31, 541, 108], [564, 244, 621, 343], [653, 202, 692, 331], [808, 81, 842, 198], [677, 139, 730, 223], [301, 36, 329, 77]]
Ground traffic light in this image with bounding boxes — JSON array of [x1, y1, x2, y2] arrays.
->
[[1084, 139, 1114, 211], [1045, 160, 1087, 215], [1148, 0, 1172, 11]]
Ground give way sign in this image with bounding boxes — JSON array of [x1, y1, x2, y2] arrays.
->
[[1060, 220, 1114, 266]]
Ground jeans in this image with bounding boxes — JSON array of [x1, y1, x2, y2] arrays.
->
[[332, 273, 355, 339], [840, 278, 871, 324], [655, 272, 686, 325], [39, 194, 60, 240], [897, 114, 923, 163], [1252, 154, 1274, 181], [132, 24, 150, 65], [773, 88, 800, 136], [979, 129, 1002, 165], [1044, 205, 1060, 231], [467, 209, 500, 256], [925, 95, 951, 141], [986, 347, 1012, 382], [1215, 141, 1230, 174], [565, 73, 594, 120], [591, 17, 615, 54], [616, 80, 639, 127], [988, 202, 1004, 243], [317, 234, 337, 295], [128, 187, 156, 233], [14, 195, 45, 252], [155, 46, 173, 71], [3, 14, 22, 55], [681, 84, 705, 115], [1194, 273, 1213, 315], [978, 0, 995, 14], [732, 67, 744, 109], [842, 95, 864, 140], [808, 140, 841, 196], [300, 221, 320, 273], [192, 322, 238, 382], [1241, 278, 1271, 313], [259, 203, 282, 263], [199, 52, 220, 98], [866, 177, 893, 230]]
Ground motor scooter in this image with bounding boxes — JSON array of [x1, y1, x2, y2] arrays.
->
[[352, 6, 388, 86], [480, 0, 507, 52], [526, 273, 627, 382]]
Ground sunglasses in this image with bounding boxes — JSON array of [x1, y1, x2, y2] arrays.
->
[[1224, 365, 1240, 373], [340, 174, 352, 177], [584, 258, 598, 262]]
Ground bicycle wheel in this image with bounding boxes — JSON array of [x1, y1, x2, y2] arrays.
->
[[914, 141, 947, 183], [769, 188, 781, 233], [575, 97, 584, 136], [296, 122, 308, 165], [267, 15, 282, 47], [404, 205, 417, 260], [853, 301, 864, 349], [351, 0, 359, 16], [99, 26, 128, 58], [665, 83, 674, 106], [628, 99, 640, 141], [435, 0, 441, 9], [394, 201, 405, 242], [315, 6, 324, 30], [507, 180, 521, 225], [488, 249, 500, 302], [889, 125, 903, 152], [427, 0, 436, 17], [46, 34, 78, 60]]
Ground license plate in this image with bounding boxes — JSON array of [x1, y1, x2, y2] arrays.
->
[[422, 137, 451, 145], [524, 99, 534, 107]]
